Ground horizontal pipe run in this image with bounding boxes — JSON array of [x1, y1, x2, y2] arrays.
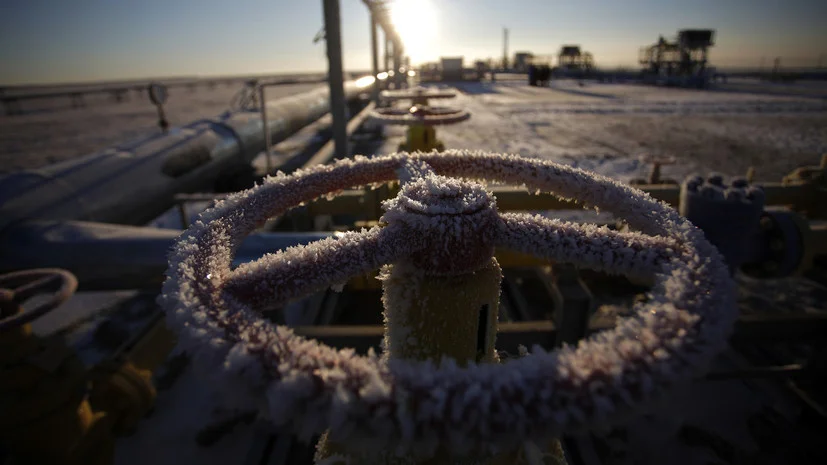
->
[[0, 221, 335, 291], [304, 182, 812, 214], [292, 312, 827, 354], [1, 77, 326, 102], [0, 80, 374, 233], [303, 101, 377, 168], [0, 221, 572, 290], [705, 364, 805, 381]]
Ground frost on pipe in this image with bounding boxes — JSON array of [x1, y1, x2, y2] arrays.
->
[[369, 105, 471, 126], [160, 150, 736, 456]]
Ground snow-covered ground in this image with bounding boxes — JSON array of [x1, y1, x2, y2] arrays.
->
[[11, 78, 827, 465], [440, 80, 827, 182]]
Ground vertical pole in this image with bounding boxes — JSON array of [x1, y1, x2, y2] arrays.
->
[[258, 85, 272, 174], [503, 27, 509, 70], [370, 13, 380, 104], [323, 0, 348, 160], [393, 41, 402, 88], [385, 36, 391, 74]]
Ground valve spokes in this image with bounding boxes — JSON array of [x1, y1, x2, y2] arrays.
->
[[224, 225, 419, 310]]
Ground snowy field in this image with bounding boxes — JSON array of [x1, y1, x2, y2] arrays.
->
[[8, 78, 827, 465], [439, 80, 827, 182]]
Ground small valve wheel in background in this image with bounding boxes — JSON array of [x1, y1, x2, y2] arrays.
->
[[380, 86, 457, 106], [369, 105, 471, 152]]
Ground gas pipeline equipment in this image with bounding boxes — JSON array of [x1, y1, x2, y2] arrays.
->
[[161, 151, 737, 464], [370, 87, 470, 152], [0, 269, 166, 465], [147, 83, 170, 133]]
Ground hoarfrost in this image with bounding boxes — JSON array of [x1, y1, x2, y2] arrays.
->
[[159, 150, 737, 456]]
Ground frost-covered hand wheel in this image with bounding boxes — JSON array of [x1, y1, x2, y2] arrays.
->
[[0, 269, 77, 331], [161, 151, 736, 456], [370, 105, 470, 126]]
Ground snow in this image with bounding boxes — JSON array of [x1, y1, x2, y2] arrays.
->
[[445, 80, 827, 182]]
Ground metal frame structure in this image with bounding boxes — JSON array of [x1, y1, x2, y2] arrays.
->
[[315, 0, 407, 159], [557, 45, 594, 72], [639, 29, 715, 87], [1, 75, 325, 116], [362, 0, 405, 88], [322, 0, 349, 160]]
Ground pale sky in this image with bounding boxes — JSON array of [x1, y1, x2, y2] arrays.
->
[[1, 0, 825, 85]]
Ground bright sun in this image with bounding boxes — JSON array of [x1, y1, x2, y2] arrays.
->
[[388, 0, 438, 64]]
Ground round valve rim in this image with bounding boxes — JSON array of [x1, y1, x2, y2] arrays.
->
[[161, 150, 736, 455], [379, 86, 457, 101], [0, 268, 78, 331], [369, 105, 471, 126]]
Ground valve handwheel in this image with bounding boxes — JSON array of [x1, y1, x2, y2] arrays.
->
[[370, 105, 471, 126], [0, 268, 78, 331], [161, 151, 736, 455], [380, 86, 457, 106]]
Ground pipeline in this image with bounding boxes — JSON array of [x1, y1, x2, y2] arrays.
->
[[0, 79, 374, 232], [0, 221, 335, 290]]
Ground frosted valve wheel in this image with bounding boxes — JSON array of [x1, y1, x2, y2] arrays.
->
[[370, 105, 471, 126], [161, 151, 737, 457]]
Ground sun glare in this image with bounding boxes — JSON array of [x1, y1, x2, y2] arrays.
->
[[388, 0, 438, 64]]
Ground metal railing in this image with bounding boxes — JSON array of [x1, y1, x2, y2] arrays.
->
[[1, 75, 327, 116]]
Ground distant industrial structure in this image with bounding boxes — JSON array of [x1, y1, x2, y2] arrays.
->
[[440, 57, 464, 81], [557, 45, 595, 75], [513, 52, 534, 72], [639, 29, 715, 87], [527, 55, 553, 86], [410, 24, 824, 86]]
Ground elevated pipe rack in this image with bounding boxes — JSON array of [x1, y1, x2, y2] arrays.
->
[[1, 75, 327, 116], [0, 79, 374, 234]]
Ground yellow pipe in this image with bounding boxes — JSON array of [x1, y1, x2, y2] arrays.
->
[[315, 258, 567, 463], [314, 259, 508, 464], [0, 307, 114, 465], [380, 259, 502, 365]]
